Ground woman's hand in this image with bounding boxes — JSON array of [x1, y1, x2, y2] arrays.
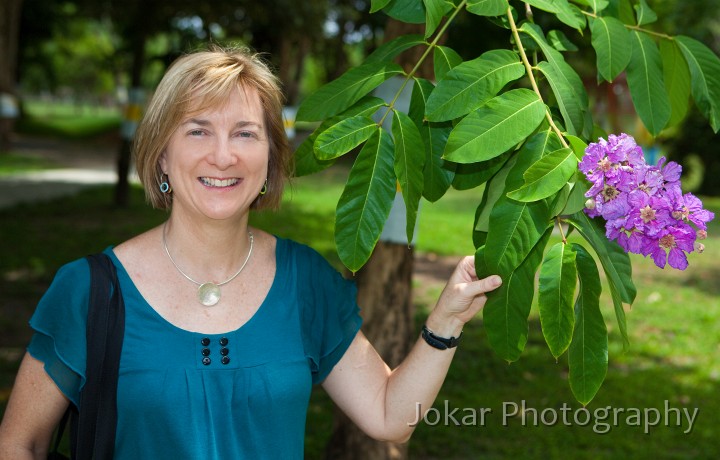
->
[[425, 256, 502, 337]]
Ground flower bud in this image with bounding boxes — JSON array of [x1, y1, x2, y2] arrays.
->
[[695, 242, 705, 254], [585, 198, 596, 210], [697, 229, 707, 240]]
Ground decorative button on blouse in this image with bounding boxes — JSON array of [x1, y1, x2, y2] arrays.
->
[[200, 337, 211, 346], [201, 357, 211, 366], [221, 356, 230, 365], [219, 337, 229, 346], [201, 348, 211, 356], [220, 347, 229, 356]]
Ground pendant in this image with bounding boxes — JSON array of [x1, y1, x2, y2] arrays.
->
[[198, 282, 221, 307]]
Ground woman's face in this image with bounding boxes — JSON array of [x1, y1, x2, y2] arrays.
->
[[161, 86, 269, 222]]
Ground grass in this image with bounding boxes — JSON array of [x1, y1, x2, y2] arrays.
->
[[14, 100, 122, 140], [0, 153, 59, 175], [1, 165, 719, 458]]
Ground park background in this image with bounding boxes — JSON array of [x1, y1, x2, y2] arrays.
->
[[0, 0, 719, 458]]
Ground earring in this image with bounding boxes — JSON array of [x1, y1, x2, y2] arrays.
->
[[259, 179, 268, 196], [159, 173, 172, 194]]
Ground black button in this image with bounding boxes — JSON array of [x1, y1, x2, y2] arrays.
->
[[201, 337, 210, 346], [221, 356, 230, 365], [220, 347, 229, 356], [219, 337, 229, 346], [201, 348, 211, 356], [202, 357, 211, 365]]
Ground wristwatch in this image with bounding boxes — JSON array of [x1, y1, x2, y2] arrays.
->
[[421, 324, 462, 350]]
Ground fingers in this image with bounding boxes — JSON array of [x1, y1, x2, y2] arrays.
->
[[453, 256, 502, 293]]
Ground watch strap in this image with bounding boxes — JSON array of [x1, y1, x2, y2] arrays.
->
[[421, 324, 462, 350]]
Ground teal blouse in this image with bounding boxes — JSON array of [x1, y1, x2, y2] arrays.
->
[[27, 237, 363, 459]]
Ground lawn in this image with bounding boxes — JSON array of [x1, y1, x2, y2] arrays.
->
[[14, 100, 122, 140], [1, 162, 718, 459]]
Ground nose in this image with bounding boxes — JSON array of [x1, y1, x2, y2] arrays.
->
[[208, 138, 238, 169]]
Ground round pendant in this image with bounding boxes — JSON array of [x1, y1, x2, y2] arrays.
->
[[198, 282, 221, 307]]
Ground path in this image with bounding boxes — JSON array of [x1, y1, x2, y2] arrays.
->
[[0, 134, 125, 209]]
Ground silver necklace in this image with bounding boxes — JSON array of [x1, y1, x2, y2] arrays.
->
[[162, 224, 254, 307]]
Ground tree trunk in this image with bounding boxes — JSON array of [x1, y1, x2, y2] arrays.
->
[[325, 242, 415, 460], [0, 0, 24, 151], [113, 12, 147, 208], [323, 17, 438, 460]]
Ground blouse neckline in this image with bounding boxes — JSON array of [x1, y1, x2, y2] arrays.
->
[[103, 236, 286, 336]]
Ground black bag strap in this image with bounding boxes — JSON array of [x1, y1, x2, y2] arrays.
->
[[71, 253, 125, 459], [48, 408, 71, 459]]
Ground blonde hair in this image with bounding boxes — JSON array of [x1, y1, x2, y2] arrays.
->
[[134, 45, 292, 210]]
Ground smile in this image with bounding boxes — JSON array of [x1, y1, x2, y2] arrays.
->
[[199, 177, 240, 188]]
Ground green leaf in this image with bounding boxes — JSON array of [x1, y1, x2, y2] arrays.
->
[[433, 45, 463, 81], [466, 0, 507, 17], [294, 133, 336, 177], [537, 61, 585, 136], [294, 97, 387, 176], [370, 0, 392, 13], [383, 0, 426, 24], [506, 147, 578, 202], [423, 0, 451, 38], [548, 183, 572, 217], [485, 196, 552, 277], [568, 243, 608, 405], [410, 79, 455, 202], [570, 0, 609, 14], [590, 16, 632, 82], [539, 242, 578, 358], [627, 31, 671, 136], [481, 228, 553, 362], [565, 134, 587, 159], [483, 130, 557, 277], [521, 23, 589, 132], [634, 0, 657, 26], [452, 152, 511, 191], [474, 155, 516, 232], [443, 89, 546, 163], [602, 0, 635, 24], [366, 34, 426, 64], [660, 39, 691, 128], [392, 110, 426, 243], [426, 49, 525, 122], [314, 115, 378, 160], [548, 30, 579, 52], [525, 0, 585, 29], [565, 211, 635, 349], [676, 35, 720, 132], [297, 61, 404, 122], [561, 180, 590, 215], [335, 129, 397, 272]]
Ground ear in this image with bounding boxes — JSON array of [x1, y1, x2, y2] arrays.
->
[[159, 150, 168, 174]]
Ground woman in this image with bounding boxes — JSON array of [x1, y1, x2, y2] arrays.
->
[[0, 46, 502, 458]]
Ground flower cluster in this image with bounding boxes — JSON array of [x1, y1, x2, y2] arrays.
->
[[579, 133, 714, 270]]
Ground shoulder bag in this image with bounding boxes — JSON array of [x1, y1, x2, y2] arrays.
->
[[48, 253, 126, 459]]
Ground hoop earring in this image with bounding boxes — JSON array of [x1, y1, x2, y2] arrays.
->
[[159, 174, 172, 194], [259, 179, 268, 196]]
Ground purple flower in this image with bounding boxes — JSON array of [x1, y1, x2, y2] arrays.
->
[[580, 133, 714, 270], [667, 189, 715, 231], [626, 190, 672, 237], [657, 157, 682, 185], [642, 224, 695, 270]]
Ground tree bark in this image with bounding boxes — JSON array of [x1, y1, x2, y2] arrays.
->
[[323, 17, 438, 460], [325, 242, 415, 460], [113, 6, 148, 208]]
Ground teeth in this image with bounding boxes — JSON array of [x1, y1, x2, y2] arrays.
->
[[200, 177, 239, 187]]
